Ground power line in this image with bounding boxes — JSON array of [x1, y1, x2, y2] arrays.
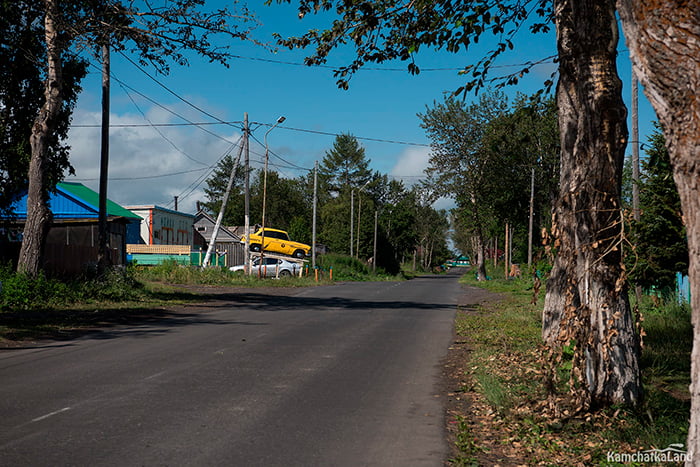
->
[[104, 70, 243, 146], [72, 119, 431, 148], [249, 133, 311, 172], [120, 52, 240, 128], [71, 167, 210, 182], [72, 121, 243, 128], [251, 123, 431, 148], [119, 82, 210, 167], [225, 52, 557, 73]]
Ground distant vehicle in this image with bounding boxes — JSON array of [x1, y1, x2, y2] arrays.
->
[[230, 257, 301, 278], [445, 256, 470, 267], [241, 228, 310, 259]]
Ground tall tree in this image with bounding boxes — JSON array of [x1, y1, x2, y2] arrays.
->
[[0, 2, 86, 217], [419, 91, 509, 280], [15, 0, 258, 276], [318, 133, 372, 195], [542, 0, 641, 407], [615, 3, 700, 457], [271, 0, 643, 408], [254, 170, 310, 233], [201, 154, 247, 225], [482, 95, 559, 236], [628, 127, 688, 296]]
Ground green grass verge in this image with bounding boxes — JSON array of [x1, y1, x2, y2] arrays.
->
[[451, 263, 691, 464]]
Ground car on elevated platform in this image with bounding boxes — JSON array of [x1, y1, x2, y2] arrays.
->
[[241, 228, 310, 259]]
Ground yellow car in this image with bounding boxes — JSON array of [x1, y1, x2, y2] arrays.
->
[[242, 228, 311, 259]]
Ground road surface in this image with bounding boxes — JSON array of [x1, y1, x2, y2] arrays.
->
[[1, 272, 474, 466]]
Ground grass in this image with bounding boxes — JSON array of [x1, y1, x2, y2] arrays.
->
[[448, 263, 691, 464]]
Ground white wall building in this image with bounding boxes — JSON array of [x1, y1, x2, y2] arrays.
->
[[124, 205, 195, 246]]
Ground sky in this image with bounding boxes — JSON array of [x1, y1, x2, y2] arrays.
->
[[64, 2, 658, 215]]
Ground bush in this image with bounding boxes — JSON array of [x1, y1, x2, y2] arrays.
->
[[0, 265, 147, 311], [0, 271, 73, 311]]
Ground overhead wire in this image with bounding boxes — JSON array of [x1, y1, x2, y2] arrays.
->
[[119, 82, 210, 166], [67, 48, 464, 205]]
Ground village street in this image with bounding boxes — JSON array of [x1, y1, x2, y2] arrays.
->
[[0, 271, 486, 466]]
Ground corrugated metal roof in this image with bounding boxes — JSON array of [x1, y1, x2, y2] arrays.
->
[[3, 182, 141, 220], [58, 182, 141, 219]]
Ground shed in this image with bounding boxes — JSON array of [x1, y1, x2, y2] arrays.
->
[[0, 182, 141, 275], [193, 211, 244, 266]]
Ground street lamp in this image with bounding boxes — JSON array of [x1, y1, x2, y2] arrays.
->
[[259, 116, 285, 273]]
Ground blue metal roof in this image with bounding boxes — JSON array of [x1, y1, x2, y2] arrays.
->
[[4, 183, 141, 220]]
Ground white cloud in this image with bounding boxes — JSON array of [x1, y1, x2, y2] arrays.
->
[[389, 145, 456, 211], [389, 146, 431, 180], [65, 106, 242, 214]]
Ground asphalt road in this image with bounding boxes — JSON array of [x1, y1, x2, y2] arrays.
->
[[1, 272, 469, 466]]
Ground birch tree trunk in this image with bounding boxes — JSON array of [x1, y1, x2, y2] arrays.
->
[[543, 0, 642, 407], [616, 0, 700, 459], [17, 0, 62, 277]]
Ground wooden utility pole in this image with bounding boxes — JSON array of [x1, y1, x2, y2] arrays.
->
[[632, 73, 640, 222], [243, 113, 250, 274], [504, 222, 510, 277], [97, 42, 111, 273], [373, 210, 378, 273], [312, 161, 318, 269], [527, 167, 535, 268], [350, 189, 354, 257], [631, 73, 642, 304]]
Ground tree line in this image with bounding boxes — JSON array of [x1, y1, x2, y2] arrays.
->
[[199, 133, 452, 274]]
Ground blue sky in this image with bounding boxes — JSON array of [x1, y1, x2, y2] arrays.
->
[[65, 2, 657, 214]]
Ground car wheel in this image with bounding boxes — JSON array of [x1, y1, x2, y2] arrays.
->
[[279, 269, 291, 277], [250, 243, 261, 252], [293, 249, 305, 259]]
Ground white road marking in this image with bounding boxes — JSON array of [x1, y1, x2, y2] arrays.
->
[[31, 407, 71, 423]]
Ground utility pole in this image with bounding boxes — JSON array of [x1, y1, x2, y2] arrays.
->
[[372, 209, 378, 273], [243, 113, 250, 274], [356, 192, 362, 258], [350, 189, 354, 257], [260, 116, 286, 271], [202, 141, 244, 268], [632, 73, 640, 222], [632, 72, 642, 304], [312, 161, 318, 269], [504, 222, 509, 278], [527, 167, 535, 268], [97, 41, 111, 273]]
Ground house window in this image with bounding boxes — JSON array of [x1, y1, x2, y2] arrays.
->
[[197, 226, 206, 232]]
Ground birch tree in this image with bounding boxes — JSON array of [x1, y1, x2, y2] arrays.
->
[[615, 0, 700, 459], [16, 0, 258, 276]]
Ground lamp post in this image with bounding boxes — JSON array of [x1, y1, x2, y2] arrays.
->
[[259, 116, 285, 272]]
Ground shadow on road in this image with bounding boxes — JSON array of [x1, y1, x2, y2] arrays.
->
[[1, 274, 468, 348], [0, 305, 266, 349]]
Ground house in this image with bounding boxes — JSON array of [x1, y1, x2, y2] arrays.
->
[[0, 182, 141, 275], [124, 205, 195, 246], [193, 211, 245, 266]]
